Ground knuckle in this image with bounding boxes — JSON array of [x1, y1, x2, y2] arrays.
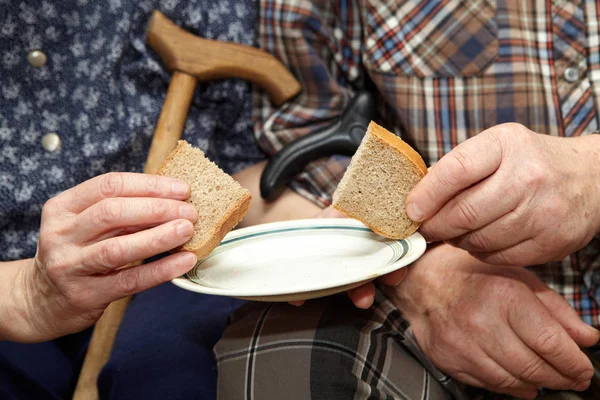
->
[[42, 197, 60, 213], [117, 272, 140, 296], [523, 162, 547, 187], [462, 230, 491, 251], [463, 310, 488, 333], [95, 199, 122, 225], [533, 327, 563, 357], [150, 229, 172, 252], [146, 175, 162, 197], [97, 241, 126, 270], [150, 199, 169, 219], [494, 373, 521, 390], [454, 200, 480, 230], [440, 150, 472, 187], [518, 357, 545, 382], [98, 172, 124, 198], [490, 250, 518, 266], [498, 122, 528, 135]]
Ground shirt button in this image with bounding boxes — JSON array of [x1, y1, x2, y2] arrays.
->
[[41, 133, 61, 152], [27, 50, 47, 68], [564, 67, 580, 83]]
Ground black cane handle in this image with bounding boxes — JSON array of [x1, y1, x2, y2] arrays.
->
[[260, 90, 377, 201]]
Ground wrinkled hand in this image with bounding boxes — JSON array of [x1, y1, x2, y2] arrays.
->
[[289, 207, 408, 308], [384, 243, 599, 399], [13, 172, 199, 342], [406, 123, 600, 265]]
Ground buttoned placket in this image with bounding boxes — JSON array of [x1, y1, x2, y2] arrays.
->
[[552, 0, 597, 137]]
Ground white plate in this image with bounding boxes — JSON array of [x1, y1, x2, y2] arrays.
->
[[171, 218, 426, 302]]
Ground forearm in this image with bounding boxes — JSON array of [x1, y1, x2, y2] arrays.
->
[[0, 259, 32, 342], [233, 161, 322, 227]]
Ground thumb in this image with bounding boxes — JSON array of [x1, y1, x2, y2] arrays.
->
[[535, 285, 600, 347], [316, 206, 347, 219], [377, 267, 408, 287]]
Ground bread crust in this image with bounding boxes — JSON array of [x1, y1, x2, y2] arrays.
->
[[181, 191, 251, 258], [367, 121, 428, 176]]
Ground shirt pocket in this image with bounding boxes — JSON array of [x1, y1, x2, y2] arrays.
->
[[363, 0, 498, 78]]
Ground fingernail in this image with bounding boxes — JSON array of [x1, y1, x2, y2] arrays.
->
[[573, 380, 591, 392], [406, 202, 424, 222], [588, 325, 600, 340], [179, 204, 198, 221], [355, 296, 374, 309], [172, 180, 190, 196], [180, 251, 197, 263], [176, 220, 194, 237]]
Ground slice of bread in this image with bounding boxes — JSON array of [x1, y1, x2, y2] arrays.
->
[[157, 140, 251, 259], [332, 121, 427, 239]]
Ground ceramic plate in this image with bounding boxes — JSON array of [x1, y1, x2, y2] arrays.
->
[[171, 218, 426, 302]]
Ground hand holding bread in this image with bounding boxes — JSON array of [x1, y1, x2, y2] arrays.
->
[[406, 123, 600, 266], [9, 172, 199, 341], [8, 141, 251, 342]]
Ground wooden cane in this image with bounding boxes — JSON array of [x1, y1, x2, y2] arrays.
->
[[72, 10, 300, 400]]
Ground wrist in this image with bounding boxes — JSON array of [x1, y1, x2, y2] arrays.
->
[[573, 134, 600, 234], [0, 259, 37, 342]]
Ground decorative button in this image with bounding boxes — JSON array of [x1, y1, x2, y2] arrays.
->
[[27, 50, 47, 68], [41, 133, 61, 152], [564, 67, 580, 83]]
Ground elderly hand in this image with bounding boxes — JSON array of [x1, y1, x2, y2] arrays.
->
[[384, 243, 599, 399], [5, 172, 198, 342], [406, 123, 600, 265]]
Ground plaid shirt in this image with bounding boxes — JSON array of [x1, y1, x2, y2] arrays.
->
[[252, 0, 600, 326]]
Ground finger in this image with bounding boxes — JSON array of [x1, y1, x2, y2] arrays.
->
[[77, 219, 195, 275], [377, 267, 407, 287], [448, 207, 530, 253], [473, 239, 547, 266], [75, 197, 197, 242], [453, 357, 539, 399], [430, 340, 539, 399], [406, 129, 503, 222], [419, 170, 520, 242], [99, 251, 197, 302], [483, 316, 588, 391], [348, 281, 376, 309], [288, 300, 305, 307], [508, 292, 594, 383], [317, 207, 347, 219], [522, 275, 600, 348], [59, 172, 191, 213]]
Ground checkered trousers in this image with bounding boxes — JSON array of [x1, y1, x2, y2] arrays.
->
[[215, 291, 469, 400]]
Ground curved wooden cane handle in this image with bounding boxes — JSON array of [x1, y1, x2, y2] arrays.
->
[[146, 10, 301, 106]]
